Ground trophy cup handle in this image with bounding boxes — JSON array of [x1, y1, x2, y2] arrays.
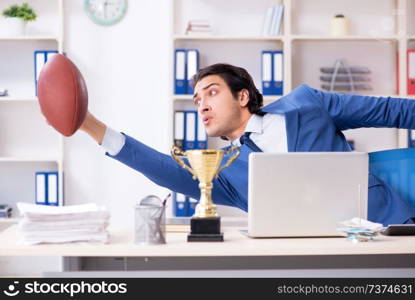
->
[[214, 146, 240, 178], [171, 146, 197, 179]]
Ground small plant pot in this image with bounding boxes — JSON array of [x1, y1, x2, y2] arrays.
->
[[1, 17, 26, 36]]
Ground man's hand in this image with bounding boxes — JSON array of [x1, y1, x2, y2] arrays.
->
[[79, 111, 107, 145]]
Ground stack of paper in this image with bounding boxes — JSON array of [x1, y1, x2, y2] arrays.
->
[[16, 202, 110, 245], [336, 217, 384, 243]]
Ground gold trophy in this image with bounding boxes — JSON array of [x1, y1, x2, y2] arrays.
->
[[171, 146, 240, 242]]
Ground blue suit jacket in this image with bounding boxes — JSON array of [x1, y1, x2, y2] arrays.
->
[[108, 84, 415, 225]]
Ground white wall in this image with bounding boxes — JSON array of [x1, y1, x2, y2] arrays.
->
[[63, 0, 172, 227]]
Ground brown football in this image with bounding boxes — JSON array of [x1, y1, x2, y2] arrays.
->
[[37, 54, 88, 136]]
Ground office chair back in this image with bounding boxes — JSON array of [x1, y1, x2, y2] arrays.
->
[[369, 147, 415, 209]]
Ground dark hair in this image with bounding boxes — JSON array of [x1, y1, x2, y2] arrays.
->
[[190, 63, 264, 115]]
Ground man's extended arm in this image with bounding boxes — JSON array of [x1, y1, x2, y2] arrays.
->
[[307, 87, 415, 131], [78, 112, 244, 208], [79, 112, 200, 198]]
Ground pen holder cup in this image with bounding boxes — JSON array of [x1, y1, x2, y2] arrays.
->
[[134, 204, 166, 245]]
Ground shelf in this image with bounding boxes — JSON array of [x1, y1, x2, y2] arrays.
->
[[0, 35, 59, 41], [0, 97, 37, 103], [291, 35, 399, 41], [366, 94, 400, 98], [328, 94, 415, 99], [0, 218, 19, 224], [263, 95, 282, 103], [172, 95, 281, 103], [172, 95, 193, 101], [0, 157, 60, 163], [173, 35, 284, 41], [174, 34, 402, 42]]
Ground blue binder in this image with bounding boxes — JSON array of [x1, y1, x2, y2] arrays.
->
[[35, 171, 59, 206], [174, 49, 187, 94], [173, 192, 187, 217], [174, 111, 185, 149], [272, 50, 283, 95], [35, 172, 47, 205], [34, 50, 58, 95], [47, 171, 59, 206], [184, 110, 197, 150], [261, 51, 273, 95], [186, 49, 199, 95]]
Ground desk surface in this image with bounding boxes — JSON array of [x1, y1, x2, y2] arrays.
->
[[1, 225, 415, 257]]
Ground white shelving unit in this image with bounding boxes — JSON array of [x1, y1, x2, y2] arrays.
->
[[170, 0, 415, 153], [0, 0, 64, 277], [173, 34, 284, 41], [290, 35, 399, 40], [0, 96, 37, 102], [0, 0, 64, 214], [0, 35, 59, 41]]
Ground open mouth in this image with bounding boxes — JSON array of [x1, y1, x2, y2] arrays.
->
[[203, 116, 211, 125]]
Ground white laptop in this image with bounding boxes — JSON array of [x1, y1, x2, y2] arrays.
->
[[246, 152, 368, 237]]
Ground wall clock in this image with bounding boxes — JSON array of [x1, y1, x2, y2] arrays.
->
[[84, 0, 128, 26]]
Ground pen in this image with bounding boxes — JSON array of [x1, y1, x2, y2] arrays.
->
[[157, 193, 171, 243], [162, 193, 171, 206]]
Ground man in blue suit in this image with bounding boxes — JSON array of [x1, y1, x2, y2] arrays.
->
[[80, 63, 415, 226]]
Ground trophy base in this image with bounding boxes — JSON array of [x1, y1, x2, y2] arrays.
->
[[187, 233, 224, 242], [187, 217, 224, 242]]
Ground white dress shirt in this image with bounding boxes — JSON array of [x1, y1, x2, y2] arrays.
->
[[231, 113, 288, 152], [101, 113, 288, 155]]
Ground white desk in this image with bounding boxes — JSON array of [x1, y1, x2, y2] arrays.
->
[[1, 225, 415, 277]]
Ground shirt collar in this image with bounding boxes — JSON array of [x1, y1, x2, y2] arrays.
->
[[245, 114, 263, 134], [231, 114, 264, 147]]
